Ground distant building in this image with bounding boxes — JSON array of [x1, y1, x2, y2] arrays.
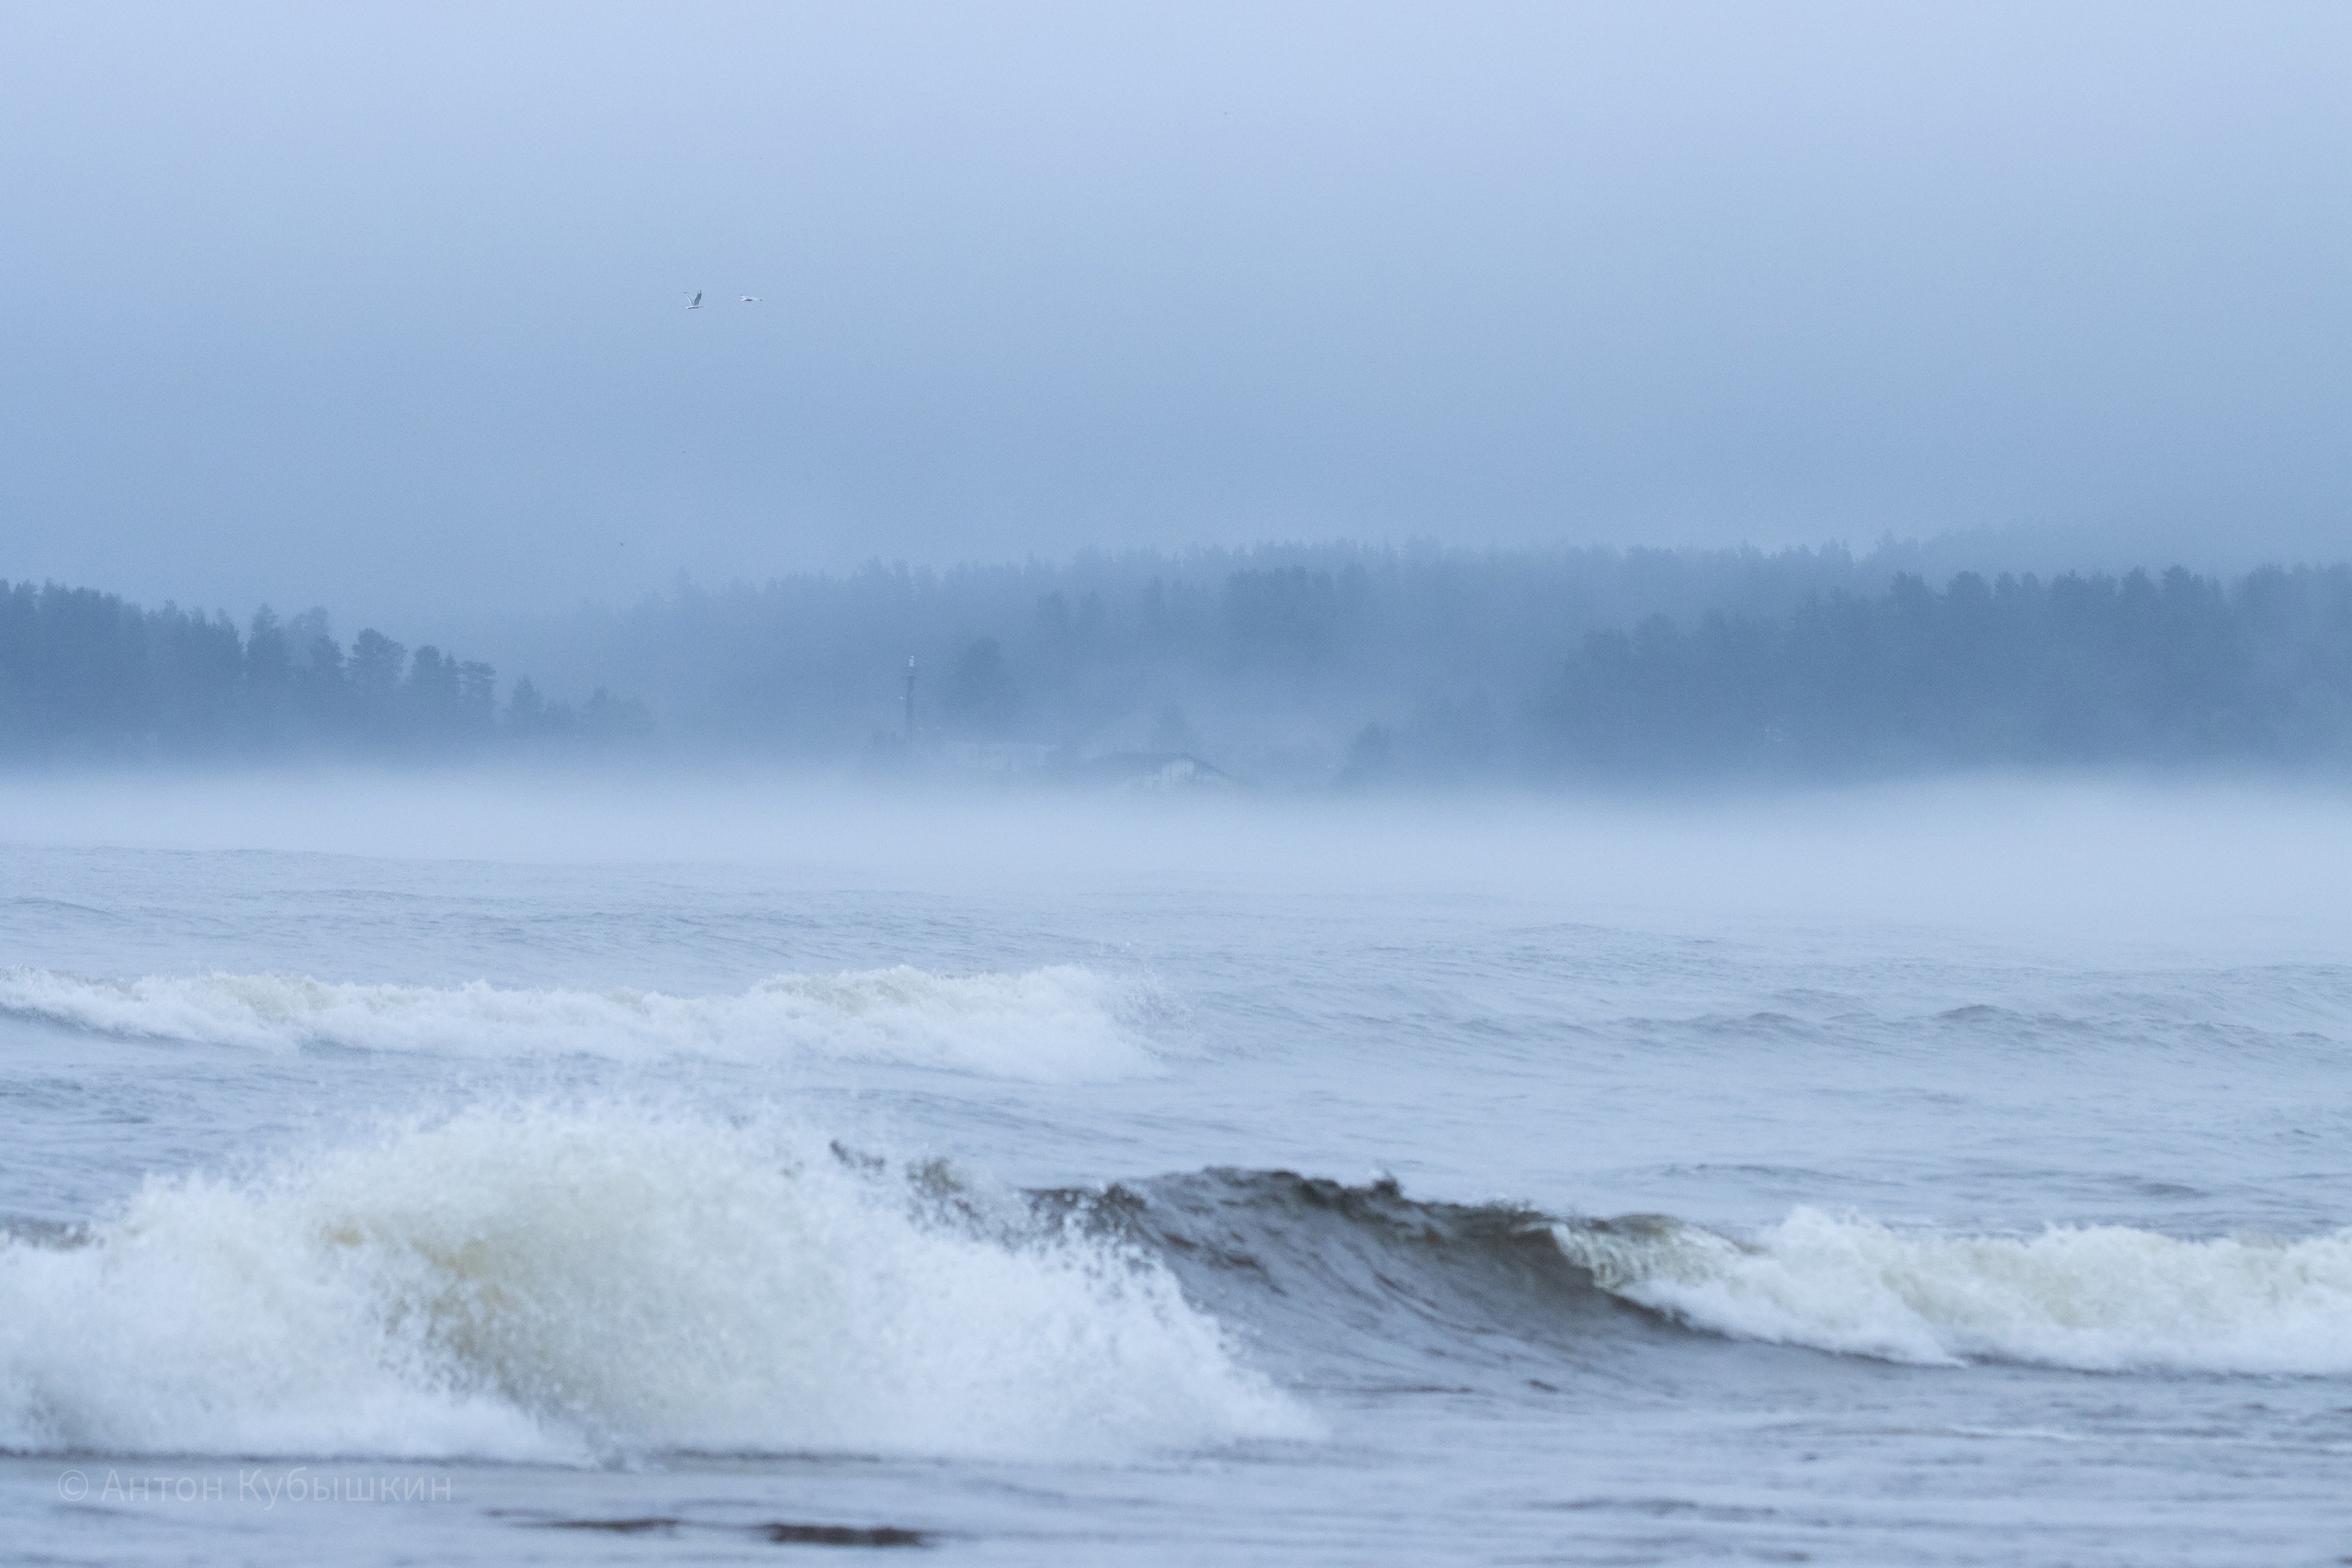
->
[[1073, 751, 1234, 791], [934, 740, 1060, 775]]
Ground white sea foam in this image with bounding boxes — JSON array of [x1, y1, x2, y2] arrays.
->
[[0, 1105, 1308, 1461], [0, 964, 1157, 1080], [1556, 1207, 2352, 1374]]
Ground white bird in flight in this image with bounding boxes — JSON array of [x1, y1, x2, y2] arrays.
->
[[684, 291, 703, 310], [740, 294, 760, 303]]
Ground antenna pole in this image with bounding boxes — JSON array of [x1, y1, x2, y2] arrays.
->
[[903, 657, 917, 745]]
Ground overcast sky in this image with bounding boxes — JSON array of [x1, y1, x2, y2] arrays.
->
[[4, 1, 2346, 625]]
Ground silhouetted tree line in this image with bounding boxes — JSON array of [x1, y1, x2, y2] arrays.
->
[[1531, 566, 2352, 778], [0, 581, 648, 760], [13, 550, 2352, 779]]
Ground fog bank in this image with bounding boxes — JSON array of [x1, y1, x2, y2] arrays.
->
[[3, 771, 2344, 962]]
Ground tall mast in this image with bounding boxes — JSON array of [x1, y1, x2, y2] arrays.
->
[[903, 657, 917, 745]]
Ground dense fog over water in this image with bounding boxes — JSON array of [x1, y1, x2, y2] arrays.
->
[[0, 771, 2344, 953]]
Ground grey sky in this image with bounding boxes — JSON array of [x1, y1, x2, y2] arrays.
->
[[4, 1, 2346, 626]]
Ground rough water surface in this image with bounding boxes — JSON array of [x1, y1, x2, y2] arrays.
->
[[2, 779, 2348, 1565]]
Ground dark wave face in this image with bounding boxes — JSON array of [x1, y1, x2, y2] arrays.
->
[[1039, 1171, 1673, 1389], [1032, 1168, 2352, 1382]]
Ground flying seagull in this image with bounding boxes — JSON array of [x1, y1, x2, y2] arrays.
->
[[740, 294, 760, 303], [684, 291, 703, 310]]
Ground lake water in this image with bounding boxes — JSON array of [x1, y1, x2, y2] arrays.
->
[[3, 774, 2348, 1565]]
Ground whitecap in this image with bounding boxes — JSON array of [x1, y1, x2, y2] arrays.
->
[[1556, 1207, 2352, 1375], [0, 1104, 1308, 1460], [0, 964, 1159, 1081]]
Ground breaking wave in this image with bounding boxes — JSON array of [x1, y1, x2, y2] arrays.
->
[[10, 1139, 2343, 1468], [0, 1107, 1306, 1461], [0, 964, 1158, 1080], [1056, 1173, 2352, 1381], [1553, 1206, 2352, 1374]]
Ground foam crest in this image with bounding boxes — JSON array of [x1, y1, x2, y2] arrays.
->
[[0, 964, 1156, 1080], [0, 1106, 1307, 1460], [1555, 1208, 2352, 1373]]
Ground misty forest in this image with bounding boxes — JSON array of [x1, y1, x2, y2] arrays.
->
[[6, 544, 2351, 784], [0, 585, 651, 760]]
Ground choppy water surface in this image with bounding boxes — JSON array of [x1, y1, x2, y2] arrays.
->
[[3, 778, 2348, 1565]]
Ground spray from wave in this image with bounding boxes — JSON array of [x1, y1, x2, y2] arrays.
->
[[1554, 1206, 2352, 1374], [0, 964, 1159, 1080], [0, 1106, 1307, 1461]]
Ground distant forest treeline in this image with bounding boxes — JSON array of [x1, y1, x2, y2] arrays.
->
[[0, 581, 644, 759], [503, 539, 1979, 771], [500, 542, 2352, 782], [1535, 564, 2352, 778], [8, 544, 2352, 780]]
